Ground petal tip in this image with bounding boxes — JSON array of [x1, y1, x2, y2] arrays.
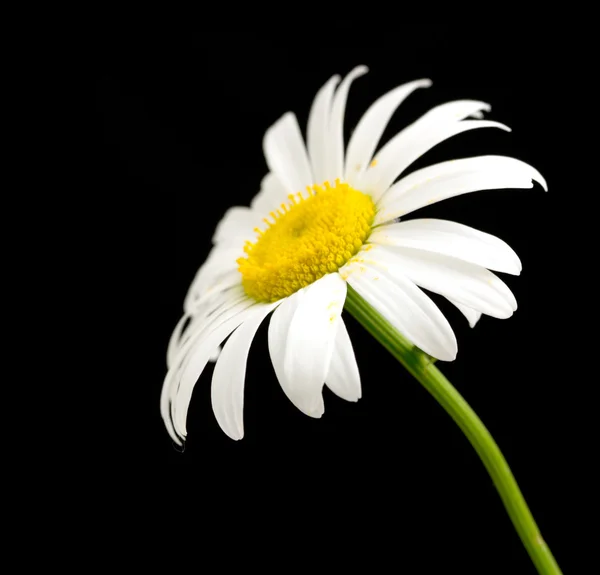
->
[[171, 435, 183, 447], [224, 427, 243, 441], [308, 402, 325, 419], [537, 175, 549, 192]]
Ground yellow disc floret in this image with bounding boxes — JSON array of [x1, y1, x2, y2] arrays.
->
[[237, 179, 376, 302]]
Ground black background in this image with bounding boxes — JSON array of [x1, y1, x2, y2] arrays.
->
[[95, 21, 581, 574]]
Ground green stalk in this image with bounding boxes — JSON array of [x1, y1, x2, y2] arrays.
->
[[344, 285, 562, 575]]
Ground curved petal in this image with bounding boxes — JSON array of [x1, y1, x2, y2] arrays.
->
[[357, 100, 506, 199], [325, 318, 361, 402], [250, 172, 288, 216], [360, 244, 517, 319], [211, 302, 279, 440], [167, 313, 191, 369], [307, 74, 340, 185], [344, 78, 432, 186], [327, 65, 368, 182], [342, 260, 457, 361], [167, 302, 258, 442], [183, 245, 244, 311], [374, 156, 548, 223], [267, 289, 323, 417], [419, 100, 491, 122], [371, 121, 510, 200], [172, 285, 246, 369], [263, 112, 313, 194], [184, 271, 243, 316], [161, 299, 252, 445], [369, 218, 521, 275], [179, 289, 249, 357], [208, 345, 222, 362], [284, 273, 347, 399], [448, 298, 482, 328], [170, 293, 236, 370], [212, 206, 261, 244]]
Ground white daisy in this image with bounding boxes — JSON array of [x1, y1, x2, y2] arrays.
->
[[161, 65, 547, 444]]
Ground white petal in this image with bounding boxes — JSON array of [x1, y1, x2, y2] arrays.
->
[[211, 302, 279, 440], [360, 245, 517, 319], [263, 112, 313, 194], [420, 100, 491, 122], [325, 318, 361, 402], [183, 246, 244, 311], [307, 74, 340, 185], [369, 218, 521, 275], [448, 299, 482, 328], [284, 274, 347, 401], [342, 261, 457, 361], [180, 288, 248, 353], [212, 206, 261, 245], [374, 156, 548, 223], [250, 172, 288, 216], [357, 99, 506, 199], [167, 302, 257, 441], [370, 121, 509, 200], [344, 78, 432, 186], [167, 313, 191, 369], [268, 289, 323, 417], [185, 271, 243, 316], [171, 286, 245, 368], [208, 345, 222, 362], [162, 294, 253, 442], [327, 65, 368, 182]]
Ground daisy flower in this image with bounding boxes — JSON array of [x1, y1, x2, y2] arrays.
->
[[161, 65, 546, 445]]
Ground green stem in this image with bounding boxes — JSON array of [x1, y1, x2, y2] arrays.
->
[[344, 285, 562, 575]]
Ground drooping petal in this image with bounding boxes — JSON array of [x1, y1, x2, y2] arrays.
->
[[165, 301, 257, 442], [374, 156, 548, 223], [250, 172, 289, 216], [183, 245, 244, 311], [360, 245, 517, 319], [283, 274, 347, 403], [184, 271, 243, 316], [263, 112, 313, 194], [448, 299, 482, 328], [171, 285, 246, 369], [325, 318, 361, 402], [344, 78, 432, 186], [307, 74, 340, 185], [369, 218, 521, 275], [167, 313, 191, 369], [211, 302, 279, 440], [267, 289, 323, 417], [342, 260, 457, 361], [326, 65, 368, 182], [179, 288, 249, 357], [164, 296, 246, 442], [267, 274, 347, 417]]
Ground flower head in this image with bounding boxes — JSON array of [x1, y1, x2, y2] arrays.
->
[[162, 66, 546, 444]]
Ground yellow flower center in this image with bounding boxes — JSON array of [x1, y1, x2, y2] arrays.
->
[[237, 179, 376, 302]]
